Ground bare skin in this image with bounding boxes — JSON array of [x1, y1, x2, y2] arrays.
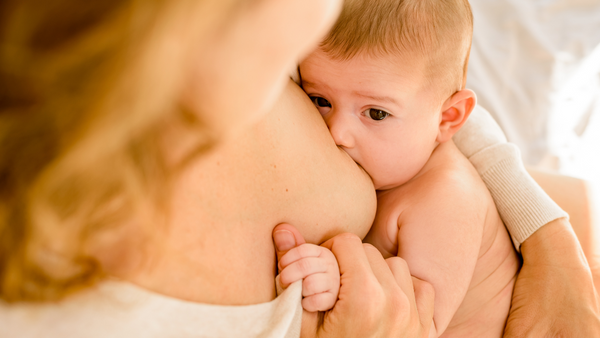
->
[[504, 217, 600, 337], [120, 80, 377, 305], [112, 80, 599, 337], [273, 223, 436, 338], [293, 47, 519, 336], [3, 0, 599, 336], [527, 168, 600, 288], [366, 141, 519, 337]]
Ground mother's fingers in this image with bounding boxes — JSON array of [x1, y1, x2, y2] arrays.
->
[[386, 257, 416, 306], [386, 257, 435, 337], [412, 276, 435, 332], [320, 233, 371, 278], [312, 233, 435, 337], [363, 243, 399, 289]]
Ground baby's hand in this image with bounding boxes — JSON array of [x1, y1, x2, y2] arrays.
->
[[278, 243, 340, 312]]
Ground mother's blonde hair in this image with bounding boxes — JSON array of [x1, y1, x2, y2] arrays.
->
[[0, 0, 242, 302]]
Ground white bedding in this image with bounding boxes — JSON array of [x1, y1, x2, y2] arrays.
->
[[467, 0, 600, 183]]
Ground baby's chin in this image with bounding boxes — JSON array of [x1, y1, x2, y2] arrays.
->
[[351, 161, 388, 191], [373, 181, 393, 191], [372, 174, 410, 191], [370, 174, 391, 191], [346, 154, 401, 191]]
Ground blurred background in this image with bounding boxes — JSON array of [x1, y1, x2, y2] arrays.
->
[[467, 0, 600, 238], [468, 0, 600, 179]]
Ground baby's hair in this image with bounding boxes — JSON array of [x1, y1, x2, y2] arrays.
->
[[321, 0, 473, 101]]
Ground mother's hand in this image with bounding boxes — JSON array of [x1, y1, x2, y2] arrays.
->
[[273, 224, 435, 338], [504, 219, 600, 337]]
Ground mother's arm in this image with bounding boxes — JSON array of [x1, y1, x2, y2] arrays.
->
[[507, 169, 600, 337], [453, 106, 600, 336], [527, 168, 599, 275], [505, 218, 599, 337]]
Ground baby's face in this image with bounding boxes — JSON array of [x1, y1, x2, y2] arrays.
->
[[300, 49, 443, 190]]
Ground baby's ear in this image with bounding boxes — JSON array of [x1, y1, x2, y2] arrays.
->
[[436, 89, 476, 143]]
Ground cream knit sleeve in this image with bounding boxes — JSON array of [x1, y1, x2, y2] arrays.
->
[[453, 105, 568, 251]]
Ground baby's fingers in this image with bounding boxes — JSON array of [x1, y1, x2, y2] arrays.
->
[[279, 243, 323, 271], [279, 257, 328, 288], [303, 272, 339, 297], [302, 292, 338, 312]]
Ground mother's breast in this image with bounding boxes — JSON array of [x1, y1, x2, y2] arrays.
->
[[167, 80, 376, 305], [251, 80, 377, 243]]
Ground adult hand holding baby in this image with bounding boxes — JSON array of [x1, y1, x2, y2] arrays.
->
[[273, 223, 435, 338], [503, 219, 600, 337]]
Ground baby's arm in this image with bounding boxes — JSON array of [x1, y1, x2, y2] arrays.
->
[[394, 177, 486, 337], [278, 244, 340, 312]]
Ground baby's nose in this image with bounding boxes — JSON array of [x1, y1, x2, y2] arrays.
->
[[325, 110, 355, 149]]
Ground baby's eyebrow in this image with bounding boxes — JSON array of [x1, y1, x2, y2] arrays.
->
[[299, 79, 321, 89], [354, 92, 401, 107]]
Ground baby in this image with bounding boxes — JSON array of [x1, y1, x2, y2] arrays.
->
[[277, 0, 520, 337]]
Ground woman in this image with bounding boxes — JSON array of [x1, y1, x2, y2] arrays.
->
[[0, 0, 598, 337]]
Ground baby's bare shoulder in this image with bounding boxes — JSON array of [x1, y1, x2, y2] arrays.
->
[[403, 142, 491, 211], [373, 141, 496, 256]]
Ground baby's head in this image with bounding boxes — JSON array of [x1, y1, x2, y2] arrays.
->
[[300, 0, 476, 190]]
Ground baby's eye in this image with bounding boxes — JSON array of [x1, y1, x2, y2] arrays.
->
[[310, 96, 332, 108], [366, 108, 389, 121]]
